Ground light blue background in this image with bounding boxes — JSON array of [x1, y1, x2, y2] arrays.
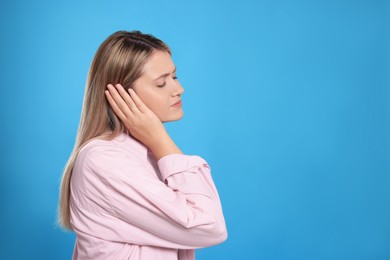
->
[[1, 0, 389, 259]]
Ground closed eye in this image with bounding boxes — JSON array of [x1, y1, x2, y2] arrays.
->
[[157, 82, 166, 88], [157, 75, 178, 88]]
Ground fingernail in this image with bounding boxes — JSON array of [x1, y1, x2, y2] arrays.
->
[[107, 84, 112, 89], [116, 84, 121, 88]]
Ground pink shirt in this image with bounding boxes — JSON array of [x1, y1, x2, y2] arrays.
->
[[70, 133, 227, 259]]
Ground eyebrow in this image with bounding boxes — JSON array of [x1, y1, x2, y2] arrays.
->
[[153, 67, 176, 81]]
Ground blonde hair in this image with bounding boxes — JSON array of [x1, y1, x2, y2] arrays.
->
[[58, 30, 171, 230]]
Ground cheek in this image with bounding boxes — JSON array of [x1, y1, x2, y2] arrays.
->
[[139, 90, 169, 116]]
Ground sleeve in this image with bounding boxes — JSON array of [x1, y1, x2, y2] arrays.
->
[[75, 146, 227, 249]]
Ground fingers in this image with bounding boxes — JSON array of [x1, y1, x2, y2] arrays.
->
[[114, 84, 139, 113], [105, 89, 127, 120], [105, 84, 135, 119], [106, 84, 140, 114], [128, 88, 147, 113]]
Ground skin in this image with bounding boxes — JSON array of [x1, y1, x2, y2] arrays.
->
[[133, 50, 185, 123], [105, 51, 184, 160]]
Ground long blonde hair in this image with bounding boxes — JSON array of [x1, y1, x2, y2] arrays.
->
[[58, 30, 171, 230]]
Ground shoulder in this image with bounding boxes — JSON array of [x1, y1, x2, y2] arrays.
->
[[80, 138, 127, 157], [78, 133, 146, 162], [73, 134, 146, 175], [76, 139, 125, 166], [71, 135, 149, 191]]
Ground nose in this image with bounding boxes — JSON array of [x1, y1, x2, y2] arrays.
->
[[172, 81, 184, 96]]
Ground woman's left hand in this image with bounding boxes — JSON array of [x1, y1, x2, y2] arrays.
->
[[105, 84, 182, 159]]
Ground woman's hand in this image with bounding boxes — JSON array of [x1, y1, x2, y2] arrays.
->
[[105, 84, 182, 160]]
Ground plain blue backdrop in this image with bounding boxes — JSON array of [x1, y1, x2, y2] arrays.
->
[[1, 0, 389, 259]]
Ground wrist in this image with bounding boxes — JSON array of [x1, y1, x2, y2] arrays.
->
[[149, 134, 182, 160]]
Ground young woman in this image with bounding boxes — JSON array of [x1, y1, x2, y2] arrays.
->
[[58, 31, 227, 259]]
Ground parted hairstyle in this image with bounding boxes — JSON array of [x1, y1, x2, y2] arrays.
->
[[58, 30, 171, 230]]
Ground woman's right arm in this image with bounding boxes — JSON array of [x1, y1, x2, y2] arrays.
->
[[71, 145, 227, 249], [95, 84, 226, 247]]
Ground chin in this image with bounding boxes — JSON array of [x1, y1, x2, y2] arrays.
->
[[161, 111, 184, 123]]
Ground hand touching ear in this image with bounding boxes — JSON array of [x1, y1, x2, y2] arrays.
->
[[105, 84, 182, 160]]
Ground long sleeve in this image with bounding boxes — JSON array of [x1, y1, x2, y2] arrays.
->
[[70, 142, 227, 251]]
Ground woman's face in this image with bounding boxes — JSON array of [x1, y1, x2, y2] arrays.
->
[[133, 51, 184, 122]]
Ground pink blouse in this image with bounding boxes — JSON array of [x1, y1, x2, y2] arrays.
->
[[70, 133, 227, 259]]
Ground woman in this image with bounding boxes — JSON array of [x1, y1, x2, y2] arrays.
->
[[58, 30, 227, 260]]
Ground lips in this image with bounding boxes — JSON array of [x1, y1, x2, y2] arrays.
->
[[171, 100, 182, 107]]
